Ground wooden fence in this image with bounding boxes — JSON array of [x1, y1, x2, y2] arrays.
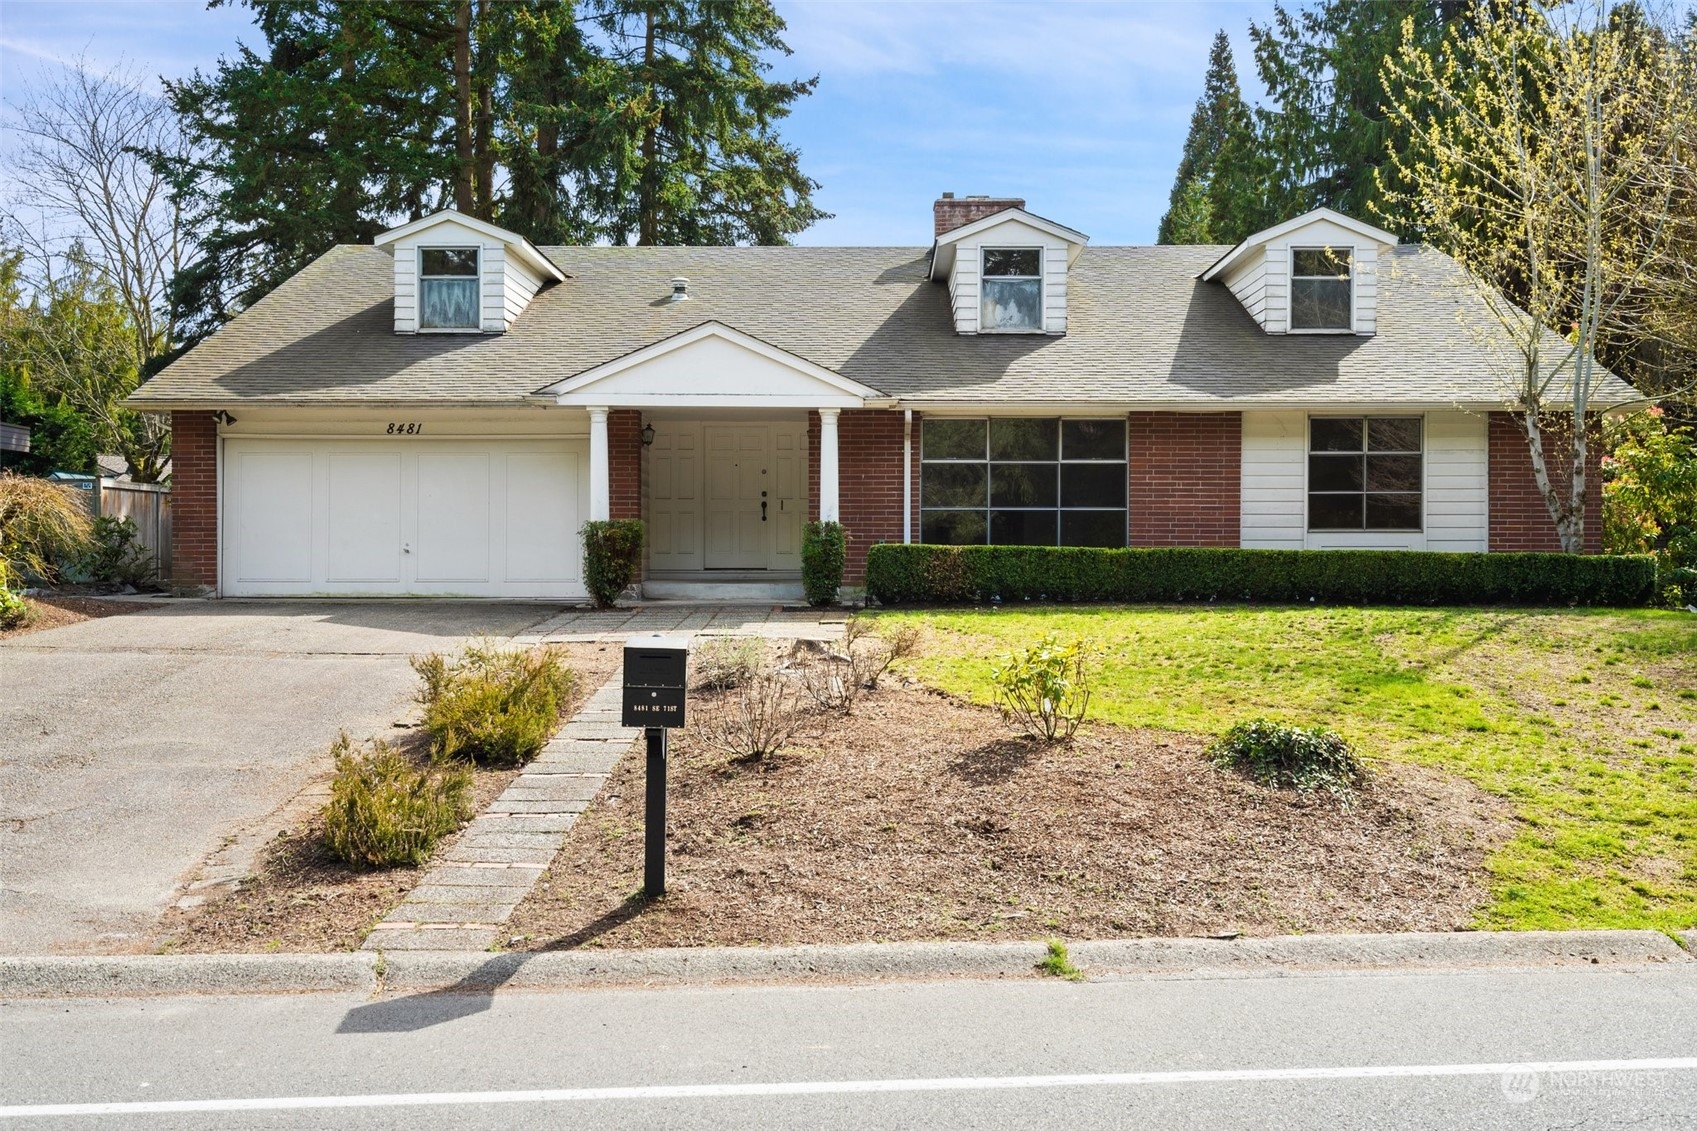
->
[[74, 479, 173, 582]]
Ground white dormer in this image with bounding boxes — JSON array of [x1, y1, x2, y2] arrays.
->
[[1199, 207, 1397, 336], [930, 207, 1088, 336], [374, 210, 564, 334]]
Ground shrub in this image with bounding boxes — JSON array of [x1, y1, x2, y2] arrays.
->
[[0, 472, 93, 588], [801, 521, 846, 606], [698, 667, 813, 761], [74, 516, 156, 587], [863, 543, 1658, 608], [1208, 718, 1366, 803], [693, 636, 766, 690], [581, 519, 644, 608], [990, 634, 1092, 742], [796, 617, 921, 712], [0, 587, 31, 630], [413, 642, 575, 766], [322, 734, 473, 868]]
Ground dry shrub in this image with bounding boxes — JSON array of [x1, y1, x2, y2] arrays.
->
[[322, 734, 473, 868], [692, 636, 766, 690], [698, 668, 815, 762], [0, 472, 93, 587], [413, 641, 575, 766], [797, 617, 921, 712]]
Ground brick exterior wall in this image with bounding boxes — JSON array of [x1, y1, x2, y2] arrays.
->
[[807, 410, 906, 584], [1128, 412, 1242, 547], [934, 194, 1025, 237], [169, 410, 218, 592], [608, 409, 642, 521], [1488, 411, 1603, 553]]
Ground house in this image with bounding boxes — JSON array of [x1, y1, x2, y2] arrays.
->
[[126, 195, 1633, 601]]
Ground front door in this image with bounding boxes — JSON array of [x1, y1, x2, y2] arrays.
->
[[704, 426, 770, 568]]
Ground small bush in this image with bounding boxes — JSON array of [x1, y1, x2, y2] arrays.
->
[[863, 543, 1658, 608], [991, 634, 1092, 742], [693, 636, 766, 690], [322, 734, 473, 868], [413, 642, 575, 766], [801, 521, 846, 606], [796, 617, 921, 713], [0, 472, 93, 588], [699, 667, 813, 761], [0, 587, 31, 630], [581, 519, 644, 608], [1208, 718, 1367, 803], [75, 516, 156, 586]]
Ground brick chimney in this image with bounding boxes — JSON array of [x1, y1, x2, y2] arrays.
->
[[934, 192, 1025, 238]]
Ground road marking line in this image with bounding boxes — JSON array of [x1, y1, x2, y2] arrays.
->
[[3, 1058, 1694, 1118]]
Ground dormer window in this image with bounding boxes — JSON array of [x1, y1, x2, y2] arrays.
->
[[981, 248, 1042, 333], [1290, 247, 1352, 331], [419, 247, 481, 330]]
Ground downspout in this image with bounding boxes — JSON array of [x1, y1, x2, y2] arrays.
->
[[902, 409, 913, 544]]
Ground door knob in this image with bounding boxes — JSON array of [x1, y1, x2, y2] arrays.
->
[[761, 500, 768, 522]]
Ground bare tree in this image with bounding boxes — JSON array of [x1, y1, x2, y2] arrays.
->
[[1383, 1, 1696, 552], [5, 56, 196, 480]]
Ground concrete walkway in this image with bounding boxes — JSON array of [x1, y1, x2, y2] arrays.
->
[[0, 601, 560, 954], [517, 603, 846, 644]]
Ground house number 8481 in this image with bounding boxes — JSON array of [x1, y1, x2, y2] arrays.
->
[[386, 422, 423, 435]]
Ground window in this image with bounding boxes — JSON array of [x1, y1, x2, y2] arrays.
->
[[921, 418, 1126, 547], [1290, 247, 1352, 331], [980, 248, 1042, 332], [419, 247, 480, 330], [1308, 416, 1422, 531]]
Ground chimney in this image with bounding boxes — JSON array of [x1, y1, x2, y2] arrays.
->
[[934, 192, 1025, 238]]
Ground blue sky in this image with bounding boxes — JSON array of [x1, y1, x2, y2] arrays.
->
[[0, 0, 1283, 246]]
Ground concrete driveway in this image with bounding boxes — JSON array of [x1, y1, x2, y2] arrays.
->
[[0, 601, 560, 954]]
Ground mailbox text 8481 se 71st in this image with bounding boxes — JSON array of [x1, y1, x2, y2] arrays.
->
[[622, 637, 690, 729]]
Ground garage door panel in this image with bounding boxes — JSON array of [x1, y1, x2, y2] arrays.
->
[[506, 451, 579, 583], [233, 450, 312, 583], [415, 453, 491, 583], [326, 452, 402, 582]]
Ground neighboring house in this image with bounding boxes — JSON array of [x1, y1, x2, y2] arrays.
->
[[126, 196, 1634, 601]]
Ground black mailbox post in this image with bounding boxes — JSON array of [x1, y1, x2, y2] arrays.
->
[[623, 635, 689, 897]]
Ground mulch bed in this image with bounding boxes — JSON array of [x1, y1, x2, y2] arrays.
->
[[508, 682, 1514, 950], [0, 595, 140, 640], [156, 641, 623, 954]]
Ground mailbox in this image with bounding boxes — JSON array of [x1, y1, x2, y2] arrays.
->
[[623, 635, 690, 729]]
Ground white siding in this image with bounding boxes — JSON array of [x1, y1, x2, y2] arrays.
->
[[946, 217, 1071, 336], [386, 217, 544, 335], [503, 254, 543, 327], [1424, 409, 1488, 552], [392, 252, 417, 334], [1353, 244, 1378, 335], [1223, 217, 1383, 337], [1240, 410, 1307, 548], [1225, 256, 1268, 328]]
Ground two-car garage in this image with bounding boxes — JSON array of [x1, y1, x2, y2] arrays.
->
[[221, 437, 588, 598]]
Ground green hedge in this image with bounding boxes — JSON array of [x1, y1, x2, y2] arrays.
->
[[801, 520, 846, 606], [863, 544, 1658, 607]]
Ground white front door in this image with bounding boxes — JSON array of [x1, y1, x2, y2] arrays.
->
[[704, 426, 769, 569], [222, 438, 587, 597]]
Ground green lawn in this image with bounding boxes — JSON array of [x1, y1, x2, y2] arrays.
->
[[873, 605, 1697, 932]]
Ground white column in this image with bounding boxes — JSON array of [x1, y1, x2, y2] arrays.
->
[[902, 409, 912, 543], [588, 406, 610, 521], [818, 408, 840, 524]]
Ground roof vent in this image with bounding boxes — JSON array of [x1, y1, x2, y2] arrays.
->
[[669, 277, 690, 302]]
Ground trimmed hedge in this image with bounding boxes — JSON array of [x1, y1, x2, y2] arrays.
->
[[864, 544, 1658, 607], [801, 521, 846, 606]]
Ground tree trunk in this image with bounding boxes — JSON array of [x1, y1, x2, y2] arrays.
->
[[637, 7, 658, 246], [1519, 408, 1587, 554], [453, 0, 474, 214]]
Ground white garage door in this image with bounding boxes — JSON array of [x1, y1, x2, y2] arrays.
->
[[223, 438, 588, 598]]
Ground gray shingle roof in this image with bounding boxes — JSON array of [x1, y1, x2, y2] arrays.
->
[[129, 241, 1637, 409]]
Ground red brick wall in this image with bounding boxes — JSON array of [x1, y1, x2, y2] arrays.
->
[[608, 410, 642, 521], [807, 410, 906, 584], [170, 410, 218, 591], [934, 194, 1025, 237], [1128, 412, 1242, 547], [1488, 412, 1603, 553]]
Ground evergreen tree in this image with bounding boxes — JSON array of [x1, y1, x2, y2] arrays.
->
[[1157, 31, 1252, 245]]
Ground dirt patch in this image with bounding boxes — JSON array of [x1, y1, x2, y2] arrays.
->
[[155, 641, 623, 954], [0, 595, 140, 640], [509, 684, 1514, 950]]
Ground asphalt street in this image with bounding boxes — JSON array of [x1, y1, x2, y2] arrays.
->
[[3, 964, 1695, 1129]]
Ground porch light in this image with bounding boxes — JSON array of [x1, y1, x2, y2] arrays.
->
[[641, 422, 656, 446]]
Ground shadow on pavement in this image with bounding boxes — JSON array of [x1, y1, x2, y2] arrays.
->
[[335, 953, 536, 1034]]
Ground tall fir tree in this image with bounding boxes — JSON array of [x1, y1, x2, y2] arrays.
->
[[1157, 31, 1252, 245]]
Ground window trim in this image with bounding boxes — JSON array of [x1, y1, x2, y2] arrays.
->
[[1304, 414, 1425, 535], [1287, 245, 1355, 334], [979, 246, 1044, 335], [417, 245, 483, 333], [919, 416, 1128, 547]]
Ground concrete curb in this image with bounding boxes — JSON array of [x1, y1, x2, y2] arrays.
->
[[1678, 930, 1697, 956], [3, 931, 1689, 999]]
